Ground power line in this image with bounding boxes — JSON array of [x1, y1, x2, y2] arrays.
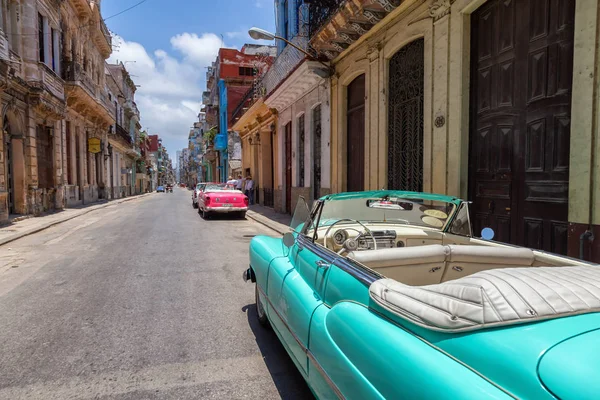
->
[[8, 0, 152, 37], [105, 0, 151, 21]]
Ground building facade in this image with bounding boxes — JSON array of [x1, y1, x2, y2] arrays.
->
[[0, 0, 116, 224], [308, 0, 600, 261]]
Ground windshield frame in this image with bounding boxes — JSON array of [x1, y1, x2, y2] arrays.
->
[[302, 196, 461, 236]]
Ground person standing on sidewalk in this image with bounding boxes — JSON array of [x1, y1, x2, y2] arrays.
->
[[245, 175, 254, 205], [235, 175, 244, 191]]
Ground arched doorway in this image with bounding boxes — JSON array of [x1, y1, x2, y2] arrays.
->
[[387, 38, 424, 192], [346, 74, 365, 192]]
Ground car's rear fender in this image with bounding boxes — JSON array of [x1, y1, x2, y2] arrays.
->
[[308, 301, 513, 400]]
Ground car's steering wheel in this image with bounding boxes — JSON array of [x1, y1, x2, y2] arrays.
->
[[324, 219, 378, 255]]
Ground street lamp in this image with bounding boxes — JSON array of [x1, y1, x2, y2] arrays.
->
[[248, 27, 334, 77]]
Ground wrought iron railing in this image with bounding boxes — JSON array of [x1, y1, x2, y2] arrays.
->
[[116, 124, 132, 144], [63, 61, 97, 96], [307, 0, 346, 39], [263, 187, 274, 208], [231, 82, 262, 123]]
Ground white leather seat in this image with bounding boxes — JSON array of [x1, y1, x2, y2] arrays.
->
[[348, 244, 536, 286], [442, 245, 535, 282], [348, 245, 448, 286]]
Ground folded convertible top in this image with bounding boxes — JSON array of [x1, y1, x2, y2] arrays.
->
[[369, 266, 600, 332]]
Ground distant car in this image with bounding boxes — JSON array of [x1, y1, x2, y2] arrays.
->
[[192, 183, 208, 208], [197, 183, 248, 219], [157, 186, 165, 193], [166, 184, 173, 193]]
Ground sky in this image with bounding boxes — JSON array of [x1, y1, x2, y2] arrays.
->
[[103, 0, 276, 156]]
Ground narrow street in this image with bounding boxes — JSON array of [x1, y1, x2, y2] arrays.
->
[[0, 189, 312, 399]]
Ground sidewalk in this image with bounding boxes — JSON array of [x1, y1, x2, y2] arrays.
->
[[246, 204, 292, 235], [0, 193, 154, 247]]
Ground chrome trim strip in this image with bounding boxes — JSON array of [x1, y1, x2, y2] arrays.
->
[[297, 234, 382, 286], [256, 285, 345, 400]]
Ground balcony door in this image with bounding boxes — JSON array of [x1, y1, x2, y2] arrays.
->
[[346, 74, 365, 192]]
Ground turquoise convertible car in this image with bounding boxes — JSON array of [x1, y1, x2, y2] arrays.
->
[[243, 191, 600, 399]]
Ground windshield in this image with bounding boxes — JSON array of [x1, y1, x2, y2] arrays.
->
[[205, 183, 237, 191], [305, 197, 457, 233]]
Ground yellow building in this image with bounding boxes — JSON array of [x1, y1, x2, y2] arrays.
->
[[310, 0, 600, 260], [231, 99, 277, 208]]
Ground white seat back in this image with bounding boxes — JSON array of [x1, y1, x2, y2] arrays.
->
[[348, 245, 448, 286]]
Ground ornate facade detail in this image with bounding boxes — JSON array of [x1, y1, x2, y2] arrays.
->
[[350, 22, 368, 35], [363, 10, 383, 24], [376, 0, 399, 13], [367, 46, 380, 62], [429, 0, 455, 22], [339, 33, 354, 44]]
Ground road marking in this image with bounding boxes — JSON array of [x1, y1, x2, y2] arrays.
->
[[45, 218, 101, 245], [0, 355, 272, 399]]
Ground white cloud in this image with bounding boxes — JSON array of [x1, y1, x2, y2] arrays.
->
[[108, 34, 221, 153], [170, 33, 227, 65]]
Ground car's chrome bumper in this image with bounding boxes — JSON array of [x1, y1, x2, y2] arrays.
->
[[205, 206, 247, 213]]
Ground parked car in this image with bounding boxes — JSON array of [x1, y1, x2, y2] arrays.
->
[[197, 183, 248, 219], [192, 183, 207, 208], [244, 190, 600, 399], [156, 186, 165, 193]]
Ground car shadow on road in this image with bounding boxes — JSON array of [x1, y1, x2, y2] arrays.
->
[[242, 303, 314, 400]]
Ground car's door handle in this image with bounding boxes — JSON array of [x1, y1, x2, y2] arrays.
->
[[315, 260, 330, 270]]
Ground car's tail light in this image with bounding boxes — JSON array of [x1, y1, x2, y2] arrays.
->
[[205, 196, 211, 205], [244, 196, 249, 206]]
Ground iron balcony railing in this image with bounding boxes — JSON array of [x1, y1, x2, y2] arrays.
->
[[116, 124, 132, 144], [63, 61, 97, 96], [306, 0, 346, 39]]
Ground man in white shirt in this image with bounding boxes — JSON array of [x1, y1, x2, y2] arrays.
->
[[235, 175, 244, 191], [245, 175, 254, 205], [226, 176, 238, 188]]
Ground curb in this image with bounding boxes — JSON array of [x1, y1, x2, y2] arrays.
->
[[246, 210, 290, 236], [0, 193, 154, 247]]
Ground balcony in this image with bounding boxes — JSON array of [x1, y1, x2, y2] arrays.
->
[[309, 0, 403, 61], [260, 36, 308, 96], [116, 124, 132, 144], [64, 61, 115, 126], [69, 0, 92, 19]]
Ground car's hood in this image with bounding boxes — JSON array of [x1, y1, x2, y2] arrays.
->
[[408, 312, 600, 399], [538, 328, 600, 400]]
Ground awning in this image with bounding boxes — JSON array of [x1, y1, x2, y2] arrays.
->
[[229, 160, 242, 171]]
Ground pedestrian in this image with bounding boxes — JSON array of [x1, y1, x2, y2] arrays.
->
[[235, 174, 244, 191], [226, 175, 237, 185], [245, 175, 254, 205]]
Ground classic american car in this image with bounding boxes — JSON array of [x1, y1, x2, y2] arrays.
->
[[197, 183, 248, 219], [192, 182, 207, 208], [243, 190, 600, 399]]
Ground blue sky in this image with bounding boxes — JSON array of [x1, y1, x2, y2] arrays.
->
[[103, 0, 276, 156]]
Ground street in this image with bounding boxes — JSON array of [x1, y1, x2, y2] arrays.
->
[[0, 188, 312, 399]]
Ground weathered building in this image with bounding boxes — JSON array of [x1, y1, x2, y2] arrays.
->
[[1, 0, 68, 223], [61, 0, 114, 206], [312, 0, 600, 260]]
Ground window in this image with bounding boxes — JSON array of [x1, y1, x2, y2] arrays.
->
[[239, 67, 255, 76], [283, 0, 289, 41], [297, 114, 305, 187], [38, 13, 44, 63], [51, 28, 56, 71]]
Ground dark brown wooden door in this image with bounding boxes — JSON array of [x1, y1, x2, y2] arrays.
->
[[470, 0, 575, 254], [347, 74, 365, 192], [285, 122, 292, 213], [388, 38, 424, 192]]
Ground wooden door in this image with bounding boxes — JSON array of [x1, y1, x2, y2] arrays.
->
[[285, 122, 292, 213], [388, 39, 424, 192], [470, 0, 575, 254], [347, 74, 365, 192]]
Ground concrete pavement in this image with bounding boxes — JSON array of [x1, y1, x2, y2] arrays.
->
[[0, 193, 154, 247], [0, 187, 312, 399]]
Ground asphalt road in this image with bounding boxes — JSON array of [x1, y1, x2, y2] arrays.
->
[[0, 188, 313, 399]]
